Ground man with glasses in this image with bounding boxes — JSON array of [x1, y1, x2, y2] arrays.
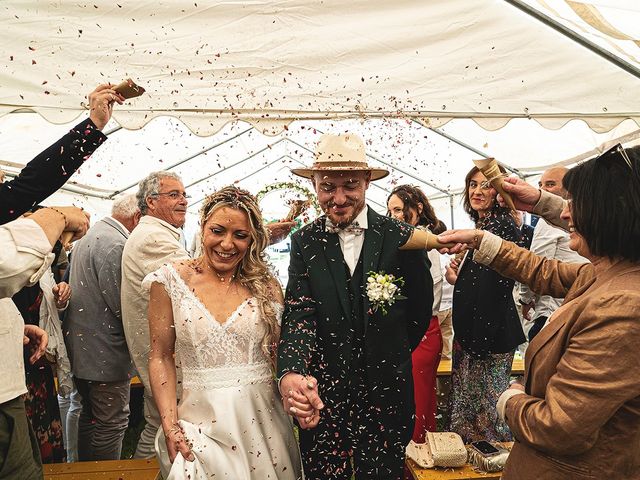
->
[[121, 171, 191, 458]]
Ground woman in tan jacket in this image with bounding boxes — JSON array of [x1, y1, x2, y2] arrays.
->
[[438, 144, 640, 479]]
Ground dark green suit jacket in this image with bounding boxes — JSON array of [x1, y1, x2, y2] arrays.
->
[[278, 207, 433, 442]]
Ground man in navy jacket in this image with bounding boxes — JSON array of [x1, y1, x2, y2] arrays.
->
[[1, 84, 122, 224]]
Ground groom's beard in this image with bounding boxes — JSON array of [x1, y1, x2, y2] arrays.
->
[[323, 199, 366, 228]]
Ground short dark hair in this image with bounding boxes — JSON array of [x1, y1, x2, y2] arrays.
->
[[387, 184, 447, 234], [462, 165, 511, 223], [563, 145, 640, 261]]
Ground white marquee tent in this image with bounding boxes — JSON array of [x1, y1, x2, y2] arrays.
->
[[2, 0, 640, 234]]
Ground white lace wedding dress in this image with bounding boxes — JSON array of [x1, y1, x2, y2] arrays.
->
[[143, 264, 302, 480]]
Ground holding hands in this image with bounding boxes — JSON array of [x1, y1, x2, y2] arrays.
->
[[279, 373, 324, 429], [438, 229, 485, 255]]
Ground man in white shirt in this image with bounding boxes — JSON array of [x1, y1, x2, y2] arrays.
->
[[520, 167, 588, 340], [121, 172, 190, 458], [0, 207, 89, 478]]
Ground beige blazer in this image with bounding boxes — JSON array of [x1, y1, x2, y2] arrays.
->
[[487, 239, 640, 479], [121, 215, 189, 389]]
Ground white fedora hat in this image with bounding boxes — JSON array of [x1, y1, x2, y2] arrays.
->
[[291, 133, 389, 181]]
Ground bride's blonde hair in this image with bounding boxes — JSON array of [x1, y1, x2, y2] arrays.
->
[[199, 186, 280, 368]]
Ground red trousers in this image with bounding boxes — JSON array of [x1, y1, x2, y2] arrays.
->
[[411, 315, 442, 442]]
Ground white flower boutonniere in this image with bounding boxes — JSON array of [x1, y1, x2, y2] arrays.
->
[[366, 271, 406, 315]]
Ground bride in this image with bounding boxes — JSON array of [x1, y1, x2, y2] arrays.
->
[[146, 186, 304, 479]]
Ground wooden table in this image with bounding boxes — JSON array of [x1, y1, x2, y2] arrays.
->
[[407, 458, 501, 479], [44, 458, 160, 480], [436, 357, 524, 376]]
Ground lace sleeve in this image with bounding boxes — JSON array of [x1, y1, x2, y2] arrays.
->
[[273, 302, 284, 326], [141, 264, 173, 294]]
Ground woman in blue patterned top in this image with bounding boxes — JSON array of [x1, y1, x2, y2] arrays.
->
[[445, 165, 525, 443]]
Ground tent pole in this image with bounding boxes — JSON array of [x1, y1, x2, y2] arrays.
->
[[183, 137, 288, 191], [450, 195, 455, 229], [286, 137, 450, 197], [424, 123, 525, 178], [503, 0, 640, 81], [110, 125, 254, 197], [188, 154, 292, 209]]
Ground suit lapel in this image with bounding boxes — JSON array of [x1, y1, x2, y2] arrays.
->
[[362, 209, 385, 330], [319, 220, 352, 319]]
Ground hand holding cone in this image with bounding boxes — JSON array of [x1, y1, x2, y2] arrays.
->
[[473, 158, 516, 211], [399, 228, 455, 251]]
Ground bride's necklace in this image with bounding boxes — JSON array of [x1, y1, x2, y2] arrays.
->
[[195, 257, 237, 285], [213, 269, 235, 283]]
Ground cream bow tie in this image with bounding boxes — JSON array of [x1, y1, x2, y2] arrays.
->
[[325, 219, 363, 235]]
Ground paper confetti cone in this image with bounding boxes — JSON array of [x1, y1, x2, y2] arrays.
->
[[473, 157, 516, 211], [399, 228, 455, 251]]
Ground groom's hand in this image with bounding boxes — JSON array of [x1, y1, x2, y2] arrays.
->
[[279, 373, 324, 429]]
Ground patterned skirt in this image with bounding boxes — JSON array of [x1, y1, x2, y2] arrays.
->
[[447, 341, 514, 444]]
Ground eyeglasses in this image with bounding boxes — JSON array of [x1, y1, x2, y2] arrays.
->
[[152, 191, 191, 200], [597, 143, 632, 170]]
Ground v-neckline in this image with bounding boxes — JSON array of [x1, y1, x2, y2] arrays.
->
[[168, 264, 254, 328]]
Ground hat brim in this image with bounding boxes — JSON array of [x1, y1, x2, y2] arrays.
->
[[291, 166, 389, 181]]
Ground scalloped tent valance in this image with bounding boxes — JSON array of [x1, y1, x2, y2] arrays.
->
[[1, 0, 640, 135]]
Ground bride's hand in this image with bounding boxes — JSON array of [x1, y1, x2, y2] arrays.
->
[[285, 389, 320, 429], [165, 425, 195, 463], [279, 373, 324, 429]]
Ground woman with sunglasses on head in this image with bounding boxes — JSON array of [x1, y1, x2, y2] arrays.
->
[[146, 186, 302, 480], [445, 166, 526, 444], [387, 185, 444, 444], [438, 145, 640, 479]]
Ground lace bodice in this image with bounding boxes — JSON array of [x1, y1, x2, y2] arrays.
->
[[143, 264, 281, 390]]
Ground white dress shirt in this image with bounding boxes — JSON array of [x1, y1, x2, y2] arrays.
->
[[336, 207, 368, 276]]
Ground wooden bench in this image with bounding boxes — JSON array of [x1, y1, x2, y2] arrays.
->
[[44, 458, 160, 480], [407, 459, 501, 480], [407, 458, 501, 479], [407, 442, 513, 479], [437, 357, 524, 376], [128, 358, 525, 386]]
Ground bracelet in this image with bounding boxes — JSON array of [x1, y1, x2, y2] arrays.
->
[[472, 229, 480, 249], [164, 424, 181, 437], [48, 207, 68, 227]]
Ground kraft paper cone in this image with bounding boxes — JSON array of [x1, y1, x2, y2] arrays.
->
[[284, 199, 310, 222], [473, 158, 516, 211], [399, 229, 455, 251], [114, 78, 145, 99]]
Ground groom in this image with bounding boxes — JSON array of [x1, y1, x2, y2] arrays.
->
[[278, 133, 433, 479]]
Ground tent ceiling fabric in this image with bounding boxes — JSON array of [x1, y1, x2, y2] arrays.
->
[[2, 0, 640, 135]]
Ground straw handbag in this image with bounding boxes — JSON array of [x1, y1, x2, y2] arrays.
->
[[406, 432, 468, 468]]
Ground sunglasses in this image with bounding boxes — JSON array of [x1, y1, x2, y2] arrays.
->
[[597, 143, 632, 170]]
